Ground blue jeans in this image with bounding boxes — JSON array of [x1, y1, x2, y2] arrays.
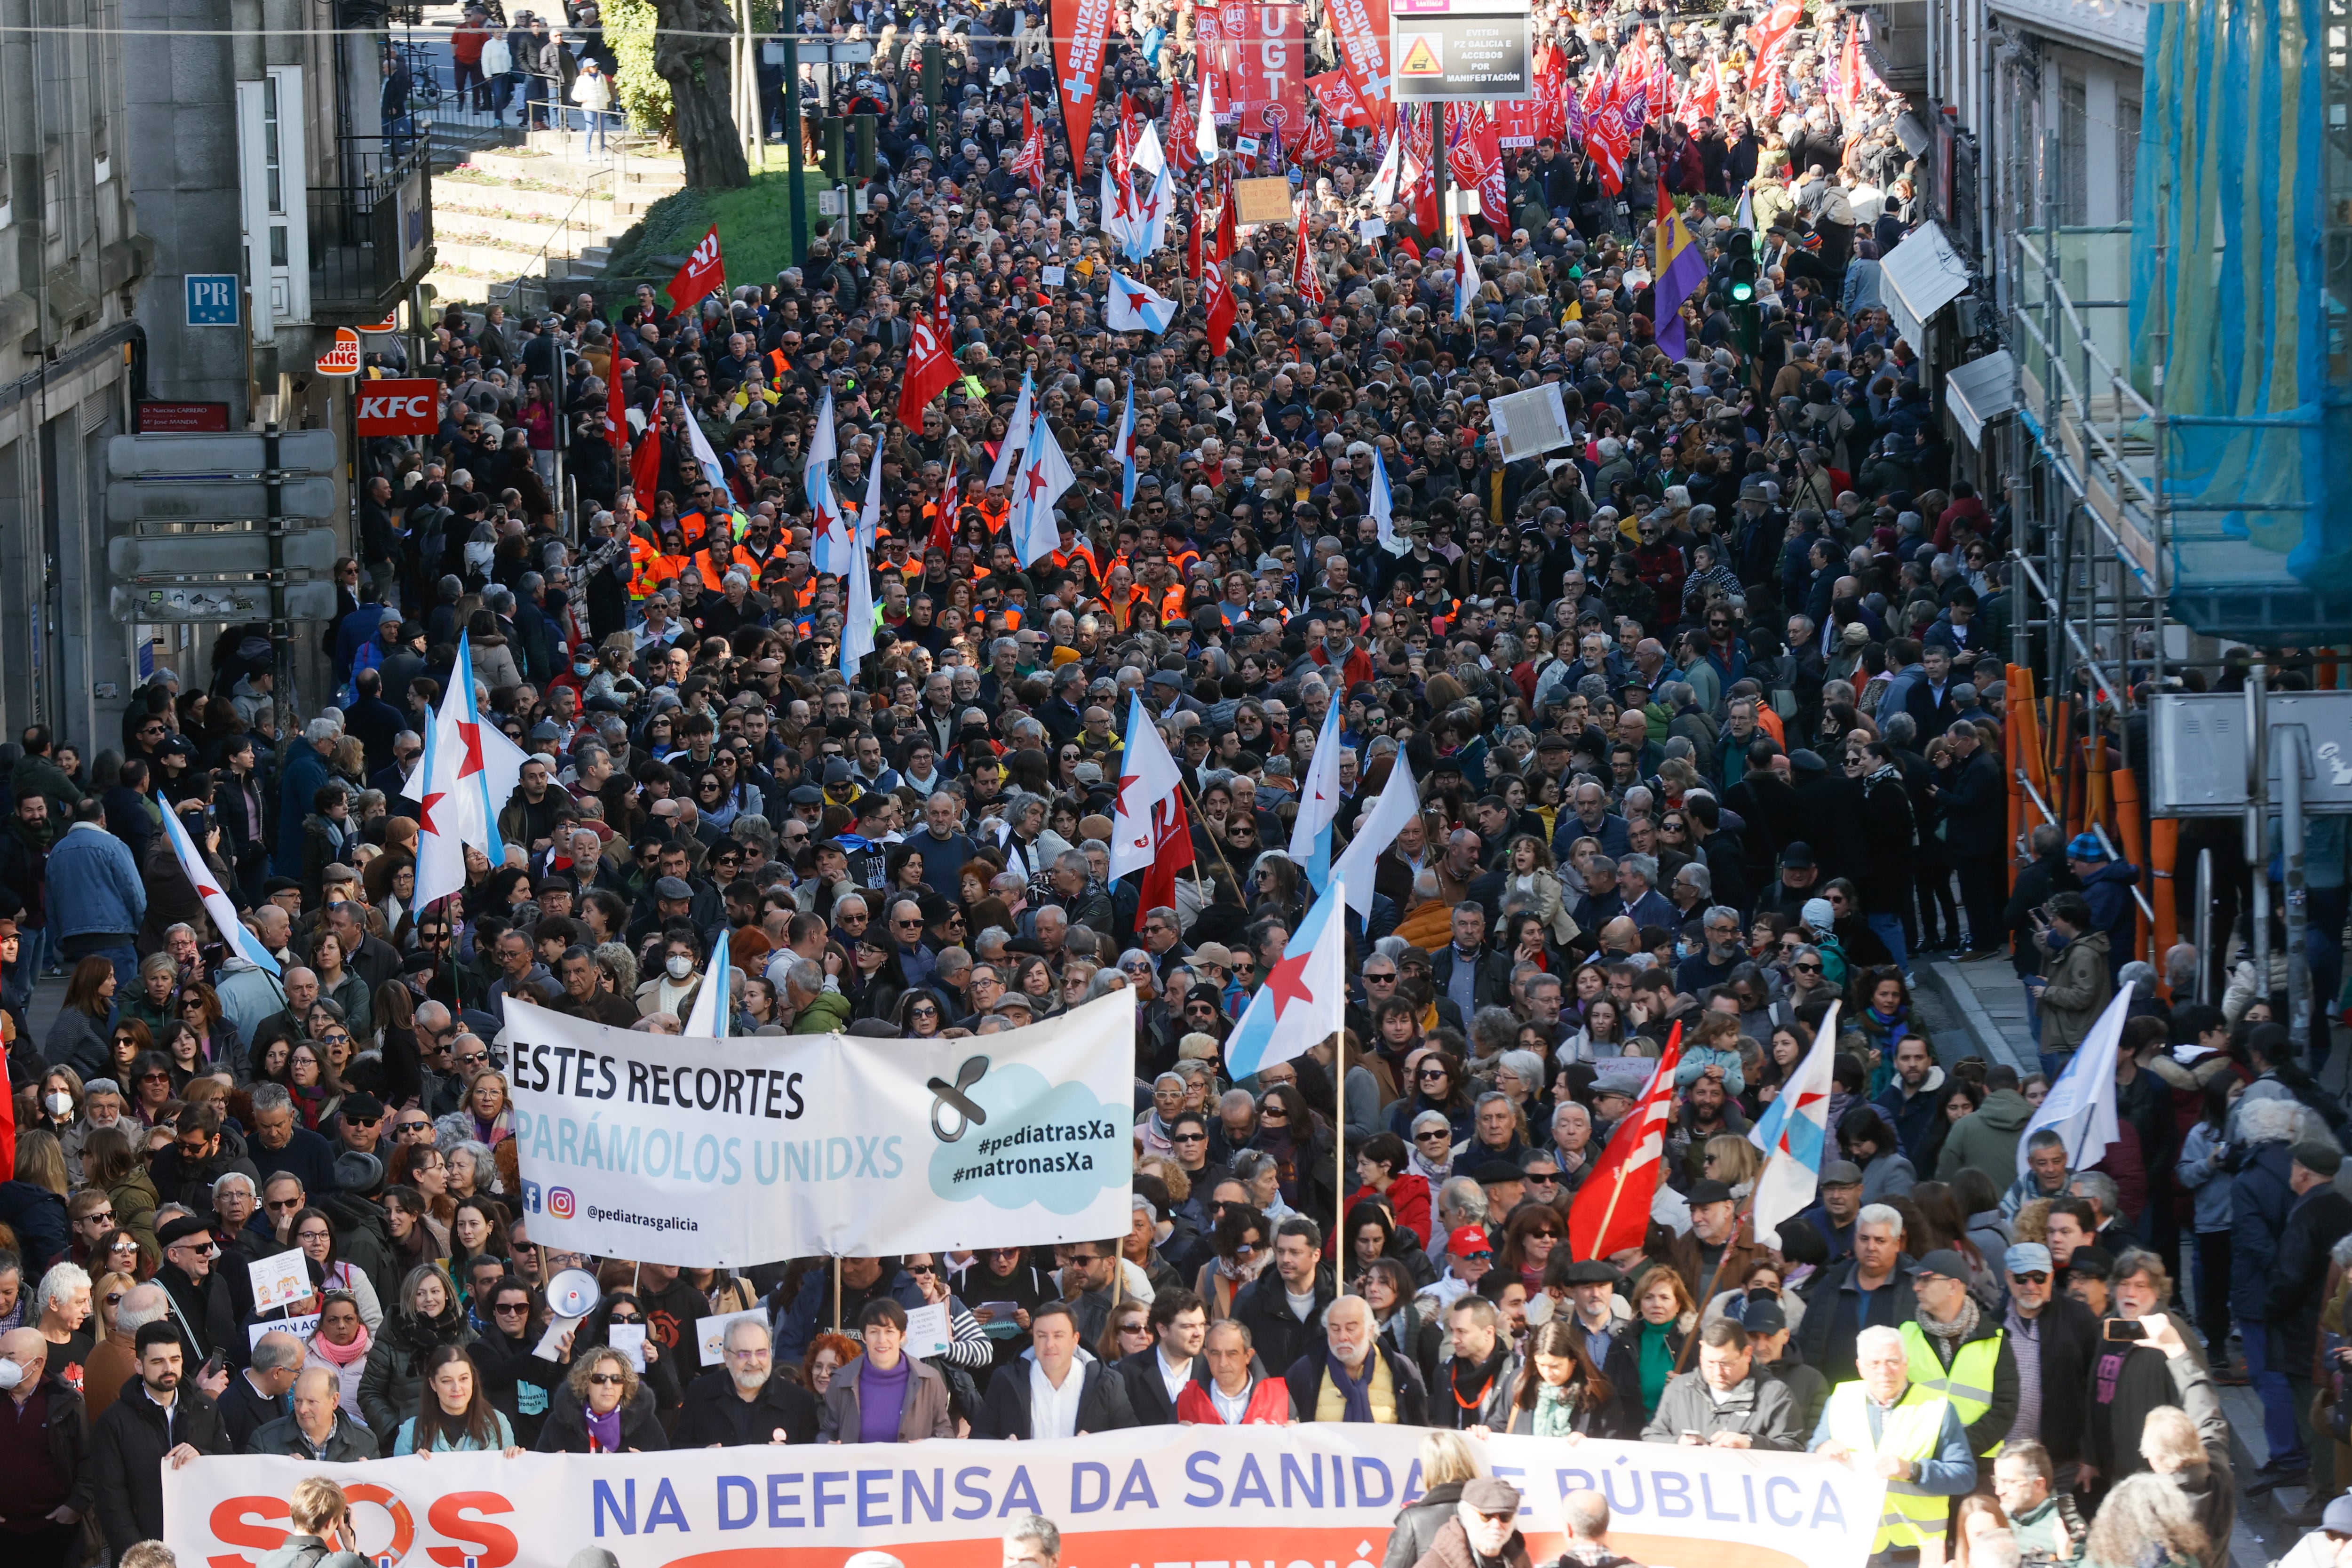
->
[[1866, 911, 1911, 977], [5, 923, 47, 1010], [2243, 1320, 2308, 1470], [584, 109, 610, 152]]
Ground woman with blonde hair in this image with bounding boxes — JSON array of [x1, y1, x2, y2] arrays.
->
[[1701, 1132, 1763, 1202], [2081, 1472, 2207, 1568], [1380, 1430, 1490, 1568]]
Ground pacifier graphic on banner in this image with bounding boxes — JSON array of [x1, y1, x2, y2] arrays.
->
[[927, 1055, 992, 1142]]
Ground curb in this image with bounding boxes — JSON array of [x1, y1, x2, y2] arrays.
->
[[1914, 958, 2028, 1075]]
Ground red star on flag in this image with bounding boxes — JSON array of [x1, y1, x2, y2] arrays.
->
[[1023, 462, 1052, 505], [455, 720, 485, 779], [1123, 286, 1152, 313], [418, 790, 445, 836], [1264, 949, 1317, 1013]]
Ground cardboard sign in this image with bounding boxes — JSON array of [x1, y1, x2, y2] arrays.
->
[[1041, 265, 1068, 287], [247, 1250, 312, 1315], [1232, 176, 1297, 225]]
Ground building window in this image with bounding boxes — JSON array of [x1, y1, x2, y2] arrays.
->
[[2060, 75, 2089, 225], [2117, 98, 2142, 224], [262, 75, 283, 214]]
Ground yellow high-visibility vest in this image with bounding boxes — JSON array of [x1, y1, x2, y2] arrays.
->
[[1899, 1321, 2006, 1456], [1823, 1381, 1955, 1555]]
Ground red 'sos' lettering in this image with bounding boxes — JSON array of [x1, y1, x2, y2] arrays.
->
[[208, 1496, 292, 1568], [425, 1493, 520, 1568]]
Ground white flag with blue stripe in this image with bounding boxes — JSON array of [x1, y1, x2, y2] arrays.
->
[[1749, 1000, 1838, 1249], [1286, 697, 1346, 889], [1114, 382, 1139, 509], [159, 800, 280, 976], [683, 928, 732, 1037]]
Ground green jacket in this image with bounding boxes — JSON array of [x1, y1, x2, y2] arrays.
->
[[1936, 1088, 2035, 1187], [790, 988, 852, 1035], [11, 752, 83, 813]]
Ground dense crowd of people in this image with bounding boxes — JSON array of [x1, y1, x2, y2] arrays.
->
[[0, 2, 2344, 1568]]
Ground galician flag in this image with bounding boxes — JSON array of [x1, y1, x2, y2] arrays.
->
[[1451, 223, 1478, 320], [855, 445, 884, 552], [807, 389, 854, 575], [1748, 1000, 1839, 1248], [1196, 69, 1220, 163], [478, 715, 530, 863], [683, 930, 732, 1037], [2018, 987, 2132, 1177], [1105, 271, 1177, 334], [412, 632, 494, 910], [1223, 874, 1349, 1078], [1114, 382, 1140, 509], [840, 528, 875, 677], [1369, 446, 1406, 555], [1329, 752, 1420, 918], [988, 371, 1034, 489], [1286, 697, 1345, 888], [1011, 413, 1075, 567], [159, 802, 279, 975]]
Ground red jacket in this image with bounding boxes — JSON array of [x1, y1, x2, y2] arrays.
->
[[1176, 1377, 1290, 1425], [1348, 1172, 1433, 1248]]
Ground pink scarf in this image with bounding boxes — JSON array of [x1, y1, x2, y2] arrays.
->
[[310, 1321, 372, 1367]]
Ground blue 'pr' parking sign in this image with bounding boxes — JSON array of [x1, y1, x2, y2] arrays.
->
[[185, 274, 239, 326]]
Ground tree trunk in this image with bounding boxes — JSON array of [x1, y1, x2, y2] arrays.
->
[[652, 0, 752, 189]]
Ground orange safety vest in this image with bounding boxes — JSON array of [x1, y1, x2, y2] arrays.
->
[[768, 348, 792, 379], [977, 497, 1010, 535], [677, 508, 711, 553], [628, 534, 665, 597]]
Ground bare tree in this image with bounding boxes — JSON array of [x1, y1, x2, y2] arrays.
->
[[653, 0, 751, 189]]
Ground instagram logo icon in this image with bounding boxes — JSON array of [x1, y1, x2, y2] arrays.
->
[[548, 1187, 577, 1219]]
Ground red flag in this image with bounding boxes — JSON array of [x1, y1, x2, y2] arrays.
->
[[1135, 783, 1195, 931], [604, 356, 630, 452], [1202, 199, 1236, 356], [1168, 76, 1201, 174], [896, 259, 958, 423], [927, 461, 958, 556], [1837, 17, 1863, 116], [1052, 0, 1114, 170], [629, 415, 664, 512], [1748, 0, 1805, 78], [1761, 60, 1788, 120], [1322, 0, 1391, 125], [1291, 195, 1325, 306], [1009, 100, 1048, 191], [0, 1054, 15, 1184], [664, 226, 724, 316], [1566, 1023, 1685, 1261], [1300, 105, 1335, 167]]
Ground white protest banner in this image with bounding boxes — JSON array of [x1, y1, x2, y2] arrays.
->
[[504, 986, 1136, 1266], [247, 1250, 310, 1315], [168, 1429, 1882, 1568], [248, 1313, 320, 1350], [696, 1308, 767, 1367]]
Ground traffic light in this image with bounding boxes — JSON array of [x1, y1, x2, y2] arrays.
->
[[1727, 255, 1756, 303], [853, 113, 878, 179]]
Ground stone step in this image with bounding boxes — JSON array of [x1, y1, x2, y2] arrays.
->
[[428, 206, 624, 254], [429, 236, 600, 279], [462, 150, 686, 193], [432, 179, 623, 223]]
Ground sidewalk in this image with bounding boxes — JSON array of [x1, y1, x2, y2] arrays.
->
[[1912, 955, 2035, 1075]]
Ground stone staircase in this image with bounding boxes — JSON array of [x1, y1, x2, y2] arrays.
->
[[422, 133, 687, 313]]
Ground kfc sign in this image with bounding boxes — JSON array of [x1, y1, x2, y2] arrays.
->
[[357, 378, 440, 436]]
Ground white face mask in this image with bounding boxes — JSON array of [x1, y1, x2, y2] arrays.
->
[[44, 1092, 73, 1118], [0, 1358, 23, 1390], [666, 955, 694, 980]]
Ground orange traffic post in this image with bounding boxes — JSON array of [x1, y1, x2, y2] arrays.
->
[[2150, 815, 2180, 990], [2113, 763, 2148, 963], [2004, 667, 2025, 889]]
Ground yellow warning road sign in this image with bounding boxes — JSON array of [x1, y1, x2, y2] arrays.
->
[[1398, 33, 1443, 74]]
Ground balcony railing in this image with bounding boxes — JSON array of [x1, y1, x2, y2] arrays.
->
[[309, 135, 435, 321]]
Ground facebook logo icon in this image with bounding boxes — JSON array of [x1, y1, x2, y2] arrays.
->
[[521, 1181, 542, 1215], [185, 274, 239, 326]]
